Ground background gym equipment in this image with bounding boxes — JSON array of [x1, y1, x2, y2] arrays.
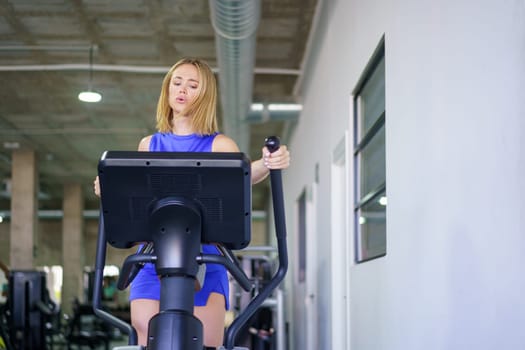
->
[[5, 270, 58, 350]]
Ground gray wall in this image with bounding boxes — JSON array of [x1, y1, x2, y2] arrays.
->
[[284, 0, 525, 349]]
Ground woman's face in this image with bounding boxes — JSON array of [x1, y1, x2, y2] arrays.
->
[[168, 63, 201, 115]]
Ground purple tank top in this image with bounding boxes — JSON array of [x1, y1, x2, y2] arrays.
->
[[149, 132, 218, 152]]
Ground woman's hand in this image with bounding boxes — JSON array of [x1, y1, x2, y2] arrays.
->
[[93, 176, 101, 197], [262, 144, 290, 170], [251, 145, 290, 184]]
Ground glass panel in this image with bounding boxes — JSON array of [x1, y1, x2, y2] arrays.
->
[[356, 192, 386, 261], [358, 56, 385, 140], [359, 127, 385, 199]]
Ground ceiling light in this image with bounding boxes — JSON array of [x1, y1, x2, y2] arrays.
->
[[268, 103, 302, 111], [78, 45, 102, 103], [78, 91, 101, 103], [250, 103, 264, 111], [3, 141, 20, 149], [379, 196, 387, 206]]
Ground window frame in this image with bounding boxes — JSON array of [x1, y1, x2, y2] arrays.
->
[[352, 37, 386, 263]]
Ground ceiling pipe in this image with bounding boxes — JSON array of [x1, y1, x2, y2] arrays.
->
[[0, 45, 94, 52], [246, 104, 302, 123], [246, 111, 300, 124], [209, 0, 261, 153], [0, 63, 299, 75]]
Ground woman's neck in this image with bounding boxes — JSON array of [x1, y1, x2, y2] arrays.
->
[[171, 114, 194, 135]]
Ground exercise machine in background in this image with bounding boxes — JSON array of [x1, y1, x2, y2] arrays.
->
[[4, 270, 58, 350], [230, 249, 286, 350], [92, 137, 288, 350]]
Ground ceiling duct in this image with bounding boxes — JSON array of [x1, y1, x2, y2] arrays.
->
[[210, 0, 261, 152]]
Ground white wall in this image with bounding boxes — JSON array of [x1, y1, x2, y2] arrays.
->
[[283, 0, 525, 349]]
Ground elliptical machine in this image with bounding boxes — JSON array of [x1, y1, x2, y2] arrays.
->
[[92, 137, 288, 350]]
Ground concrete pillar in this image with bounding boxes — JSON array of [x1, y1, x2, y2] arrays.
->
[[9, 149, 38, 269], [61, 183, 84, 315]]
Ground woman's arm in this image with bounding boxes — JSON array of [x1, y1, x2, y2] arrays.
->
[[93, 135, 152, 197], [213, 134, 290, 184], [251, 145, 290, 184]]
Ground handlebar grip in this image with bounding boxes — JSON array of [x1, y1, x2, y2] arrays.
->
[[225, 135, 289, 349], [117, 242, 154, 290], [264, 136, 280, 153]]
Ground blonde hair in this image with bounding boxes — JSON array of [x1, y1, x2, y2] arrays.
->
[[155, 57, 218, 135]]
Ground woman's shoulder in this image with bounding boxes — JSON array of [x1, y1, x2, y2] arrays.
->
[[212, 133, 240, 152], [138, 134, 153, 151]]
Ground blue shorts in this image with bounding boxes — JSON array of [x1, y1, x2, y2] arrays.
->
[[129, 245, 230, 310]]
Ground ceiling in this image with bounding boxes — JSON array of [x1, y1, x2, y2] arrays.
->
[[0, 0, 319, 213]]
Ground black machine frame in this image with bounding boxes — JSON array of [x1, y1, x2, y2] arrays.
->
[[92, 137, 288, 350], [5, 270, 57, 350]]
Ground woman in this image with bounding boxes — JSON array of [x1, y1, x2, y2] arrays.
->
[[95, 57, 290, 348]]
